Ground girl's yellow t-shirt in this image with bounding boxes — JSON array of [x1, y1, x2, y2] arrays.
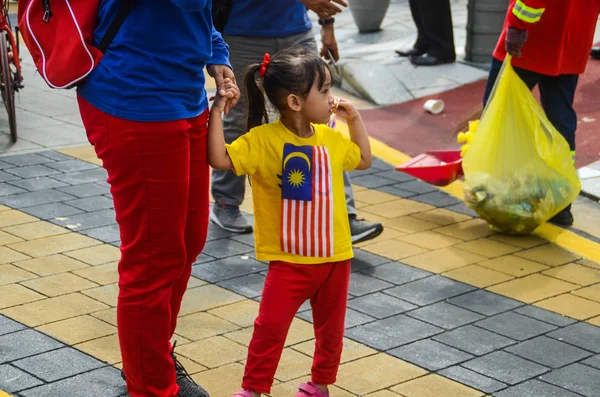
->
[[226, 120, 361, 264]]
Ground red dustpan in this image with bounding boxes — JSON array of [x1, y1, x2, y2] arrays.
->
[[395, 150, 463, 186]]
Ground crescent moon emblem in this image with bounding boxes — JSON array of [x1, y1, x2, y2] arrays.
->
[[283, 152, 311, 171]]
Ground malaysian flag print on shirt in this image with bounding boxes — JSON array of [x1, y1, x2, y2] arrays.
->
[[280, 143, 334, 257]]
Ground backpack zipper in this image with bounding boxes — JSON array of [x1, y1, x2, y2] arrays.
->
[[42, 0, 52, 23]]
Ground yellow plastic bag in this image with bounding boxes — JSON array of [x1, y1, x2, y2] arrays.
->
[[462, 56, 581, 235]]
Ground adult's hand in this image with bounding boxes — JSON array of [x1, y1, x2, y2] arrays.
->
[[505, 27, 528, 58], [320, 24, 340, 62], [301, 0, 348, 19], [208, 64, 240, 114]]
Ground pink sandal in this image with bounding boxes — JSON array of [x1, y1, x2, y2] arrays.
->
[[232, 391, 253, 397], [295, 382, 329, 397]]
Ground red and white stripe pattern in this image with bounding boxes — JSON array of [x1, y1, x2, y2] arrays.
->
[[281, 146, 334, 257]]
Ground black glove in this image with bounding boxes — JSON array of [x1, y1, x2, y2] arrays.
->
[[506, 27, 528, 58]]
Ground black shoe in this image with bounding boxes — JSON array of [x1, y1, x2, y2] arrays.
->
[[409, 54, 455, 66], [592, 47, 600, 60], [548, 208, 574, 226], [349, 215, 383, 244], [120, 342, 210, 397], [395, 47, 425, 57]]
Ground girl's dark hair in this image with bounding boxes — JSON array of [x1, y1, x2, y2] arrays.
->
[[244, 46, 329, 130]]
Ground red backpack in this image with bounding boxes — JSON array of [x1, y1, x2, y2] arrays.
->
[[18, 0, 135, 89]]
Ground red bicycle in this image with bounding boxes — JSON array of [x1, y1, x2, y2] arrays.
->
[[1, 0, 23, 143]]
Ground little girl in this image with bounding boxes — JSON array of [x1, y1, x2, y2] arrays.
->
[[208, 47, 372, 397]]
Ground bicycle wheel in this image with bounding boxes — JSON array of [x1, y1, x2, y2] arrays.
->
[[0, 30, 17, 142]]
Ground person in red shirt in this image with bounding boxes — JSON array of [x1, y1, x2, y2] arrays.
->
[[483, 0, 600, 226]]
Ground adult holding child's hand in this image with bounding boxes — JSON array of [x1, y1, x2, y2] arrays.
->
[[301, 0, 348, 19]]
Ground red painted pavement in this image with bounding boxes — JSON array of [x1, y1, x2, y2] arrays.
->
[[362, 56, 600, 168]]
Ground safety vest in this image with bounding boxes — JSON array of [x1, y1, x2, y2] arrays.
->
[[493, 0, 600, 76]]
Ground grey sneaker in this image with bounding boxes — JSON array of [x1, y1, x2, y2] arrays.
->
[[349, 215, 383, 244], [210, 203, 253, 234]]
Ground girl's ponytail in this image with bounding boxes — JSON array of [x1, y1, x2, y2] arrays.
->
[[244, 64, 268, 131]]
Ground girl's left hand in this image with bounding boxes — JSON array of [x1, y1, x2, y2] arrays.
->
[[332, 98, 359, 122]]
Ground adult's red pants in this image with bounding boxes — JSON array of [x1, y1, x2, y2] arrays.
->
[[242, 260, 351, 394], [78, 96, 210, 397]]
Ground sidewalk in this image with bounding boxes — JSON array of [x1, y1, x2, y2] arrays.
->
[[1, 2, 600, 396]]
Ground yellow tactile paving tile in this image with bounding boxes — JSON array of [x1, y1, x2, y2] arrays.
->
[[37, 315, 117, 345], [403, 247, 487, 274], [443, 264, 515, 288], [391, 374, 483, 397], [13, 254, 90, 276], [64, 244, 122, 266], [398, 231, 463, 250], [7, 233, 101, 258], [534, 293, 600, 320], [572, 283, 600, 302], [514, 243, 580, 267], [360, 239, 428, 261], [454, 238, 521, 258], [487, 274, 579, 304], [542, 262, 600, 286], [2, 221, 69, 240]]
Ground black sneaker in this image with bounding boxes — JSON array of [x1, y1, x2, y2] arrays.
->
[[120, 342, 210, 397], [349, 215, 384, 244], [548, 207, 574, 226]]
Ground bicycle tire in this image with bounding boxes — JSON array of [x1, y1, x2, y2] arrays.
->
[[0, 30, 17, 142]]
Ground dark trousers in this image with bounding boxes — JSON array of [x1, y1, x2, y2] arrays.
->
[[409, 0, 456, 60], [483, 57, 579, 152]]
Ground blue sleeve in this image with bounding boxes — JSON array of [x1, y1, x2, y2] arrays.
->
[[208, 26, 232, 67], [170, 0, 209, 11]]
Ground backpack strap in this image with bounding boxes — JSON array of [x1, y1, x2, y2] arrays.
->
[[97, 0, 136, 54]]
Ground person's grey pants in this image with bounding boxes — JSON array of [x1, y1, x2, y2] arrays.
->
[[211, 30, 357, 216]]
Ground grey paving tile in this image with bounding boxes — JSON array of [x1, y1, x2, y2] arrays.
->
[[229, 232, 256, 247], [433, 325, 517, 356], [370, 158, 393, 170], [494, 379, 581, 397], [206, 224, 239, 242], [348, 292, 417, 319], [51, 168, 108, 185], [446, 202, 478, 217], [80, 224, 120, 243], [407, 302, 484, 330], [475, 312, 557, 341], [51, 209, 116, 231], [217, 273, 266, 299], [0, 170, 21, 183], [0, 182, 26, 196], [65, 196, 114, 212], [38, 151, 74, 162], [0, 329, 62, 364], [345, 314, 443, 350], [547, 323, 600, 353], [439, 366, 507, 394], [375, 185, 418, 198], [0, 364, 44, 393], [7, 177, 68, 192], [20, 366, 126, 397], [44, 159, 99, 173], [384, 275, 475, 306], [514, 306, 577, 327], [448, 290, 524, 316], [201, 239, 255, 259], [0, 189, 76, 209], [351, 249, 391, 272], [360, 262, 431, 285], [1, 153, 53, 167], [191, 256, 267, 283], [13, 347, 105, 382], [193, 253, 216, 265], [298, 307, 375, 329], [371, 169, 414, 182], [462, 351, 549, 385], [410, 191, 463, 207], [4, 165, 62, 179], [348, 273, 394, 297], [388, 339, 473, 371], [349, 167, 382, 178], [57, 183, 111, 198], [540, 363, 600, 397], [394, 180, 438, 194], [350, 174, 397, 188], [0, 316, 26, 337], [0, 160, 14, 169], [19, 202, 83, 220], [505, 336, 592, 369], [582, 355, 600, 370]]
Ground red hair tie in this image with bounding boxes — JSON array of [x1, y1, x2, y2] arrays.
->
[[259, 53, 271, 78]]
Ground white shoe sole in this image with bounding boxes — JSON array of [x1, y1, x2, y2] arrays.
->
[[351, 225, 383, 244], [210, 210, 253, 234]]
